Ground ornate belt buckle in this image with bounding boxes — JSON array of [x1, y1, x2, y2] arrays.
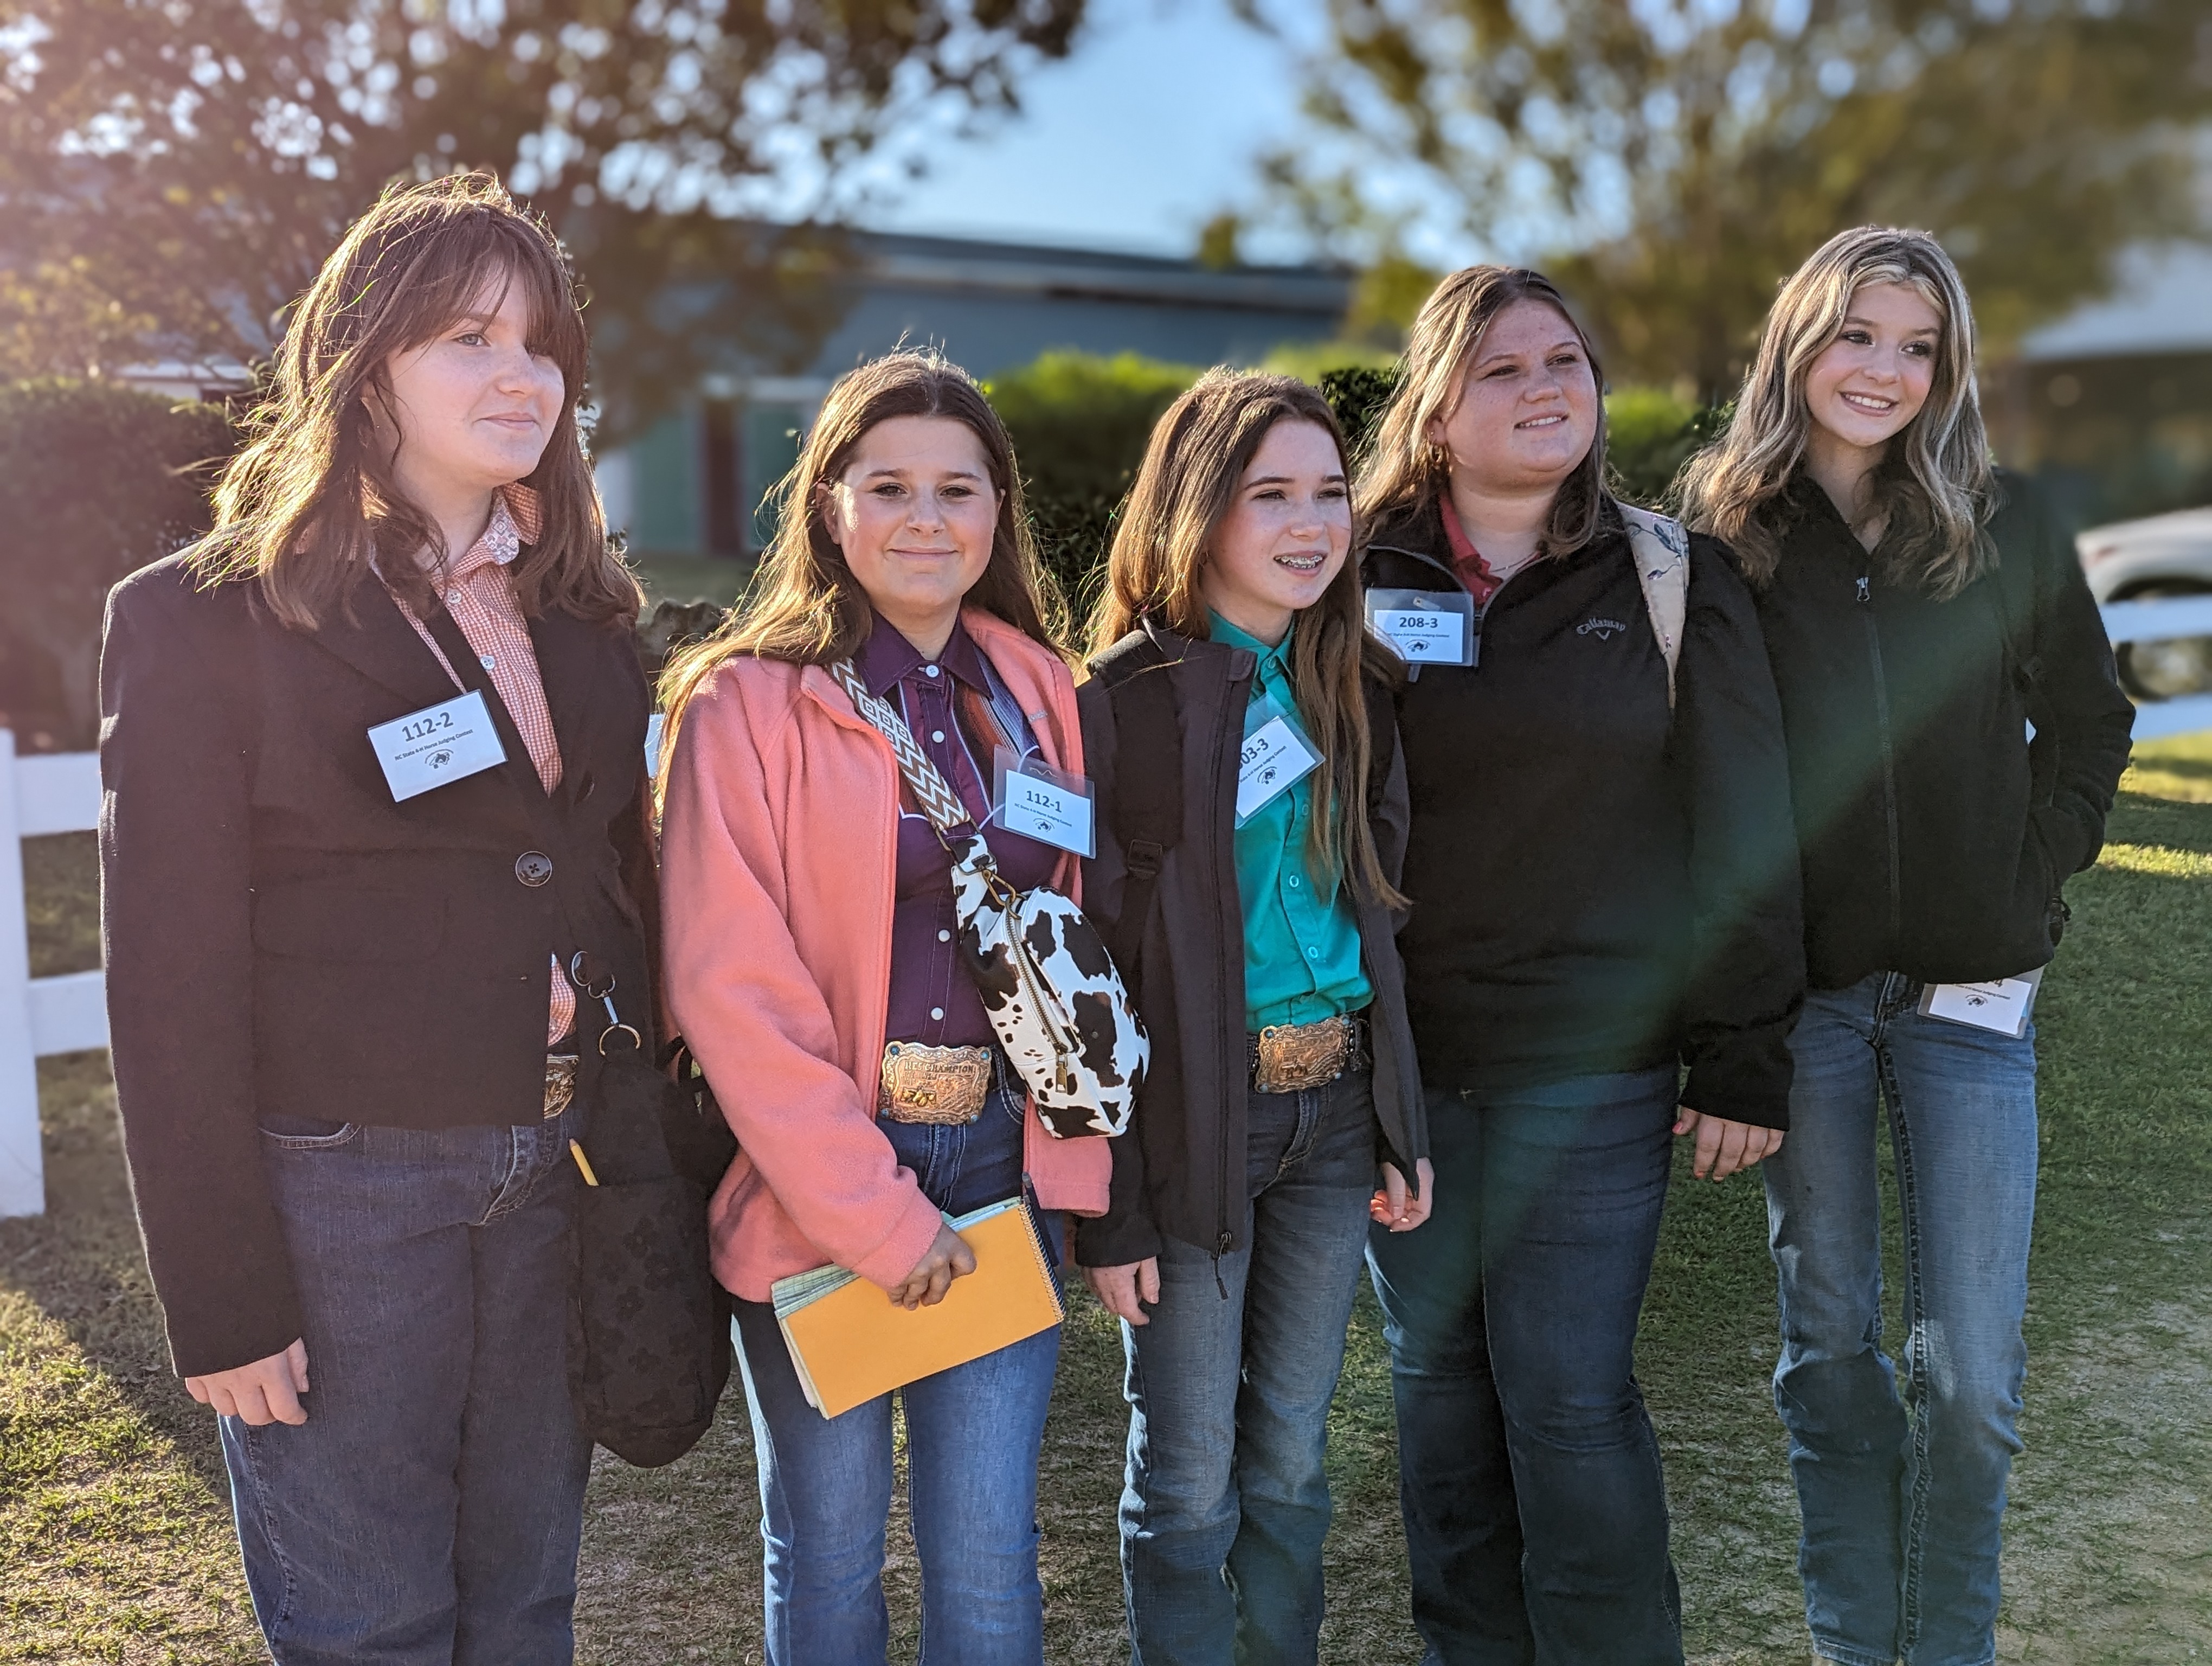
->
[[544, 1053, 580, 1120], [1252, 1018, 1350, 1094], [879, 1043, 994, 1124]]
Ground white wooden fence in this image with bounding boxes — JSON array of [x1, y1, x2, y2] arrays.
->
[[3, 603, 2208, 1219], [0, 729, 106, 1218]]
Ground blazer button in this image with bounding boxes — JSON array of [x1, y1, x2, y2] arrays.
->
[[516, 851, 554, 887]]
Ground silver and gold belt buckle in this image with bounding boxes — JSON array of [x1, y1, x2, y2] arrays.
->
[[1251, 1017, 1356, 1094], [544, 1054, 580, 1120], [878, 1042, 994, 1124]]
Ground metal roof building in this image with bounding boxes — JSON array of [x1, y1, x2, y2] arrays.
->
[[598, 227, 1353, 560]]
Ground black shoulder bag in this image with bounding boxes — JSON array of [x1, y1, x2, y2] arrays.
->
[[423, 607, 737, 1468]]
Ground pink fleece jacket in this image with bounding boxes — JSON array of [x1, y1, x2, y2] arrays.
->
[[659, 608, 1113, 1302]]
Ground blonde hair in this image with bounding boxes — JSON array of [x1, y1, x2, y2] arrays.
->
[[1679, 226, 1995, 596], [1357, 265, 1611, 554], [189, 171, 637, 631], [1087, 369, 1403, 907], [659, 350, 1063, 742]]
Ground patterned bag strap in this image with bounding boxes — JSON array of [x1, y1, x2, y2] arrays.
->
[[1618, 502, 1690, 709], [825, 658, 973, 835]]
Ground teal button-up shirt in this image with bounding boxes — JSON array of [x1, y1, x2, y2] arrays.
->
[[1211, 612, 1371, 1031]]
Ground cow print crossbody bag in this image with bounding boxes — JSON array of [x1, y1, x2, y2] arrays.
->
[[827, 658, 1148, 1139]]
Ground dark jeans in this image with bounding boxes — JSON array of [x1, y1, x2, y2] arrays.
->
[[221, 1104, 593, 1666], [1767, 973, 2038, 1666], [731, 1080, 1062, 1666], [1118, 1067, 1379, 1666], [1365, 1069, 1683, 1666]]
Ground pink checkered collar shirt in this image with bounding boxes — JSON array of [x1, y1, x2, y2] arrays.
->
[[393, 484, 576, 1045]]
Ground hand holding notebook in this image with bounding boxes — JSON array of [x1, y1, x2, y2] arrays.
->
[[771, 1197, 1064, 1419]]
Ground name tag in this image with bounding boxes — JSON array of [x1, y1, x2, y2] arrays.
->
[[1918, 967, 2044, 1038], [366, 690, 507, 802], [993, 748, 1095, 857], [1367, 588, 1476, 667], [1236, 699, 1321, 826]]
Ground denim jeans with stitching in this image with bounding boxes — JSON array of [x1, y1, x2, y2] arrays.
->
[[1766, 972, 2038, 1666], [1116, 1066, 1380, 1666], [730, 1077, 1062, 1666], [1365, 1068, 1684, 1666], [221, 1104, 593, 1666]]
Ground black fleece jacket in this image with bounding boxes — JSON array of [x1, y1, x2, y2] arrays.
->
[[1364, 497, 1804, 1129], [1748, 470, 2134, 990]]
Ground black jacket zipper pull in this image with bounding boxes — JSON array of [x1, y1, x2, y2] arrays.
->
[[1855, 574, 1871, 605]]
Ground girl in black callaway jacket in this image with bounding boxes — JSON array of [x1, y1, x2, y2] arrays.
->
[[1356, 266, 1804, 1665], [1681, 227, 2133, 1666]]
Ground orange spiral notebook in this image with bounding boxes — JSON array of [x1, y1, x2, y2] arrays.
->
[[770, 1198, 1066, 1419]]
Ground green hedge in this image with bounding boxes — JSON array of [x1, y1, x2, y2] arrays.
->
[[998, 353, 1722, 616], [0, 379, 237, 746]]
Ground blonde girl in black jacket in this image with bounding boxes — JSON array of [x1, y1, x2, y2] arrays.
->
[[1681, 225, 2133, 1666]]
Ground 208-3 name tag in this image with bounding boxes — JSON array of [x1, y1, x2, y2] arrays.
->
[[366, 690, 507, 802]]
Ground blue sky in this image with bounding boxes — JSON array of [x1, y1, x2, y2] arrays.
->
[[854, 0, 1321, 260]]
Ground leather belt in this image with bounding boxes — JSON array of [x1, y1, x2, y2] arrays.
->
[[878, 1041, 995, 1124], [1249, 1014, 1368, 1094]]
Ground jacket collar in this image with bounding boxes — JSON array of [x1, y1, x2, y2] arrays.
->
[[305, 571, 468, 715], [304, 568, 618, 796]]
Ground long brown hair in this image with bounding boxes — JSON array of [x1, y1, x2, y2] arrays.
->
[[1358, 265, 1612, 558], [659, 350, 1063, 739], [1088, 369, 1403, 906], [1678, 226, 1995, 596], [188, 171, 637, 630]]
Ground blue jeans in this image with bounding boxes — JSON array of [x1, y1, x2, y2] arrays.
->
[[221, 1104, 593, 1666], [730, 1079, 1061, 1666], [1366, 1068, 1683, 1666], [1118, 1067, 1380, 1666], [1766, 973, 2038, 1666]]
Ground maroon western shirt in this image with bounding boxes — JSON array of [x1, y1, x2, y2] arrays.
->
[[855, 614, 1058, 1049]]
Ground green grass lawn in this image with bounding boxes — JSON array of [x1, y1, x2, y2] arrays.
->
[[5, 740, 2209, 1663]]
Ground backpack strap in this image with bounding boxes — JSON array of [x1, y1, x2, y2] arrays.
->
[[1090, 635, 1184, 980], [1619, 503, 1691, 709]]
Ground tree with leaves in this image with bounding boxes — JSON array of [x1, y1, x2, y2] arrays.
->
[[1244, 0, 2212, 392], [0, 0, 1086, 433]]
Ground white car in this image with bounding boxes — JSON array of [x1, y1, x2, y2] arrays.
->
[[2074, 506, 2212, 699]]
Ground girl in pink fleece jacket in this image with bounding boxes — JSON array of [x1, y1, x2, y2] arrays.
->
[[658, 350, 1108, 1664]]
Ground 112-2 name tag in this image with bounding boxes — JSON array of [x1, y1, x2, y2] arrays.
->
[[366, 690, 507, 802], [1367, 588, 1476, 667], [994, 748, 1096, 857], [1236, 700, 1322, 825]]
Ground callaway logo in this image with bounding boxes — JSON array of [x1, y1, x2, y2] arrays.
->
[[1577, 617, 1630, 640]]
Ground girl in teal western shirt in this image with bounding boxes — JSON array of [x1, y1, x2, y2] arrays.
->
[[1072, 370, 1431, 1665]]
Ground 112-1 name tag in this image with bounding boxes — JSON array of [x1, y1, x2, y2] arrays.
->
[[1918, 966, 2045, 1038], [994, 748, 1095, 857], [1236, 699, 1322, 825], [366, 690, 507, 802], [1367, 588, 1476, 667]]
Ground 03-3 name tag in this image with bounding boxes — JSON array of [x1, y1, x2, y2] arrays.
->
[[1367, 588, 1476, 667], [994, 748, 1095, 857], [367, 690, 507, 802], [1236, 700, 1322, 825], [1918, 966, 2045, 1038]]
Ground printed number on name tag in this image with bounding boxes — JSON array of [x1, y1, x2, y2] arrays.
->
[[366, 690, 507, 802], [1235, 697, 1322, 826], [993, 748, 1096, 857], [1367, 588, 1476, 667]]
